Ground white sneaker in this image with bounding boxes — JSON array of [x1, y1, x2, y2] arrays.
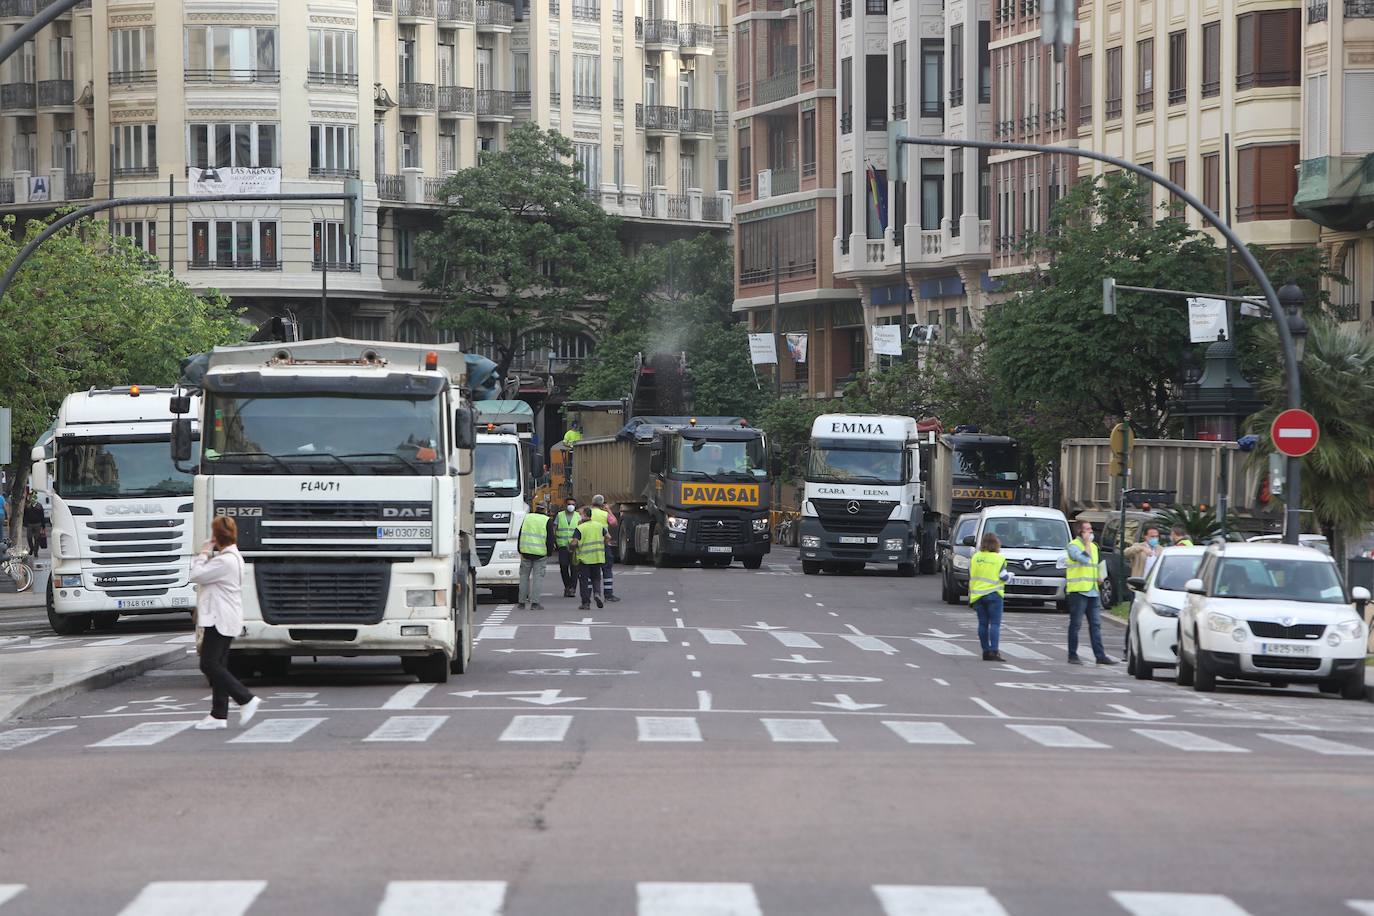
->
[[238, 696, 261, 726], [194, 716, 227, 730]]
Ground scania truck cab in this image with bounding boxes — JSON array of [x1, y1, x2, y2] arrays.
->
[[178, 338, 477, 683], [40, 387, 200, 635], [799, 414, 922, 576]]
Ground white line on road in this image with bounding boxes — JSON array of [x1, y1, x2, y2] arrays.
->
[[376, 881, 507, 916], [1007, 725, 1109, 749], [761, 718, 837, 743], [1260, 733, 1374, 756], [0, 886, 22, 907], [499, 714, 573, 742], [699, 628, 745, 645], [998, 643, 1051, 661], [772, 631, 822, 649], [913, 638, 976, 657], [0, 726, 74, 751], [381, 684, 435, 710], [637, 716, 703, 742], [477, 625, 517, 640], [364, 716, 449, 743], [1111, 892, 1254, 916], [829, 612, 839, 616], [842, 634, 898, 654], [696, 690, 712, 711], [628, 627, 668, 642], [681, 641, 691, 647], [555, 625, 591, 640], [933, 678, 949, 686], [637, 883, 762, 916], [1348, 901, 1374, 915], [84, 635, 157, 646], [874, 884, 1010, 915], [90, 720, 196, 748], [1133, 729, 1249, 753], [115, 881, 266, 916], [883, 722, 973, 746], [675, 617, 685, 628], [971, 698, 1010, 719], [230, 718, 326, 744], [164, 634, 197, 644], [844, 624, 865, 635]]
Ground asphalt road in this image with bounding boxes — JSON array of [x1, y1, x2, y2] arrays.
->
[[3, 550, 1374, 915]]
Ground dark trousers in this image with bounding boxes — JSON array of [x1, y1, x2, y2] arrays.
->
[[577, 562, 604, 604], [199, 627, 254, 719], [1067, 592, 1107, 661], [972, 593, 1004, 653], [558, 547, 576, 591], [602, 555, 615, 597]]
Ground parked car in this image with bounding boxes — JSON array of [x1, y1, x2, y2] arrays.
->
[[1247, 533, 1331, 556], [970, 506, 1072, 609], [1124, 546, 1205, 679], [938, 513, 980, 605], [1177, 542, 1370, 698]]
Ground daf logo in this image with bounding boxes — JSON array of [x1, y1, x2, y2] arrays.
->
[[105, 504, 160, 515], [1280, 616, 1295, 628], [1023, 558, 1035, 571], [383, 507, 432, 519], [845, 501, 861, 515]]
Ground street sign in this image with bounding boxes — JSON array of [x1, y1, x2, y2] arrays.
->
[[1270, 408, 1319, 458]]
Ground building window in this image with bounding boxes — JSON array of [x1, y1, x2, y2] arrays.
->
[[801, 108, 816, 177], [800, 5, 816, 80], [514, 51, 530, 103], [978, 149, 990, 220], [110, 28, 154, 82], [1343, 72, 1374, 154], [1167, 30, 1186, 104], [573, 53, 601, 109], [866, 167, 885, 238], [1236, 10, 1300, 90], [892, 41, 906, 119], [308, 29, 357, 85], [312, 220, 356, 270], [920, 158, 943, 231], [865, 54, 887, 131], [396, 228, 414, 279], [613, 57, 623, 110], [400, 116, 419, 168], [184, 26, 278, 82], [950, 24, 964, 108], [1236, 143, 1299, 221], [840, 57, 852, 133], [550, 50, 560, 102], [841, 171, 853, 250], [738, 126, 751, 192], [113, 123, 156, 177], [950, 156, 963, 237], [1306, 72, 1329, 158], [396, 318, 427, 344], [978, 22, 991, 104], [310, 124, 357, 178], [186, 122, 279, 168], [1168, 158, 1186, 214], [1195, 22, 1218, 100], [575, 142, 601, 190], [1202, 152, 1220, 215], [116, 220, 157, 255], [920, 40, 943, 118], [189, 219, 279, 269], [1078, 54, 1092, 123], [1136, 38, 1154, 113], [739, 211, 817, 284], [1105, 47, 1122, 119]]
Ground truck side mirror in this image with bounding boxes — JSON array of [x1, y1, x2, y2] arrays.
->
[[170, 419, 194, 462], [169, 395, 191, 415], [453, 407, 476, 451], [30, 445, 44, 463]]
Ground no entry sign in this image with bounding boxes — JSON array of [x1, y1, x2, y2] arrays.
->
[[1270, 408, 1320, 458]]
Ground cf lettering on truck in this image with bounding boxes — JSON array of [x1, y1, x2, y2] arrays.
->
[[39, 387, 200, 635], [173, 339, 478, 684]]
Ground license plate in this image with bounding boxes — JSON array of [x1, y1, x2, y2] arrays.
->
[[707, 546, 732, 554], [171, 597, 192, 608], [1008, 577, 1048, 587], [1259, 642, 1316, 656], [116, 598, 159, 610], [837, 536, 876, 545], [376, 526, 432, 540]]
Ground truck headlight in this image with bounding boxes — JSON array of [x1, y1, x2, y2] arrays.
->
[[752, 517, 769, 533], [666, 516, 688, 533], [56, 574, 82, 587], [1206, 611, 1240, 634], [952, 555, 970, 571], [801, 535, 821, 548], [498, 548, 519, 560], [405, 589, 446, 607], [883, 538, 904, 551]]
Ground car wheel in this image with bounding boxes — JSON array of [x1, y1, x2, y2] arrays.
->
[[1192, 641, 1216, 692], [1318, 679, 1341, 694], [940, 573, 953, 604], [1125, 631, 1136, 676], [1131, 629, 1154, 681], [1175, 637, 1195, 687], [1341, 666, 1367, 701], [802, 561, 820, 576]]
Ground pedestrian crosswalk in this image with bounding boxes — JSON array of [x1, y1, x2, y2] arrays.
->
[[0, 880, 1367, 915], [5, 714, 1371, 759]]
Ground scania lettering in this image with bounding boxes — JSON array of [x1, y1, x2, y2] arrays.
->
[[799, 414, 922, 577], [36, 387, 200, 635], [177, 339, 478, 683]]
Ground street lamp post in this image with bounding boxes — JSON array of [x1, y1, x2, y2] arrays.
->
[[1278, 281, 1309, 542]]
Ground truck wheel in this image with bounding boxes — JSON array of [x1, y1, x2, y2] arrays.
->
[[897, 562, 917, 578], [47, 583, 91, 635], [416, 652, 450, 684], [651, 530, 674, 569], [92, 612, 120, 631], [802, 561, 820, 576], [451, 576, 475, 675], [742, 556, 763, 570], [618, 524, 637, 565], [917, 529, 937, 575]]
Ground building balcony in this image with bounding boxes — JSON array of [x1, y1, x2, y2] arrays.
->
[[701, 196, 724, 221], [398, 0, 435, 18], [0, 181, 11, 204], [476, 88, 514, 119], [424, 176, 455, 203], [1, 82, 35, 112], [754, 167, 798, 198], [109, 70, 156, 87], [0, 0, 34, 19], [309, 71, 360, 88], [399, 82, 436, 110], [309, 167, 361, 179], [188, 258, 282, 271], [1347, 0, 1374, 16], [628, 187, 731, 222], [635, 103, 678, 133], [476, 1, 514, 30], [1308, 0, 1328, 21], [572, 2, 600, 19], [1294, 154, 1374, 232], [184, 69, 280, 84], [679, 107, 713, 137], [665, 194, 691, 219], [437, 0, 475, 22], [37, 78, 72, 109], [640, 17, 678, 48], [113, 165, 159, 179], [68, 172, 93, 199], [312, 259, 362, 272], [574, 94, 601, 111], [438, 84, 475, 115], [753, 69, 798, 106], [678, 23, 714, 54], [377, 173, 405, 201], [375, 0, 393, 12]]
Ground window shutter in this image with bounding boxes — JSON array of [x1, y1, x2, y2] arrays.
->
[[1343, 72, 1374, 154], [1236, 14, 1255, 89], [1255, 143, 1298, 220], [1237, 147, 1257, 220], [1305, 73, 1328, 158], [1257, 10, 1298, 86]]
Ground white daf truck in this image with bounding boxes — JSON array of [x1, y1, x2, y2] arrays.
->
[[38, 387, 201, 635], [473, 400, 535, 602], [173, 338, 478, 683], [798, 413, 923, 577]]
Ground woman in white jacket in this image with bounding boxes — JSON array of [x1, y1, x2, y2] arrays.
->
[[191, 516, 260, 729]]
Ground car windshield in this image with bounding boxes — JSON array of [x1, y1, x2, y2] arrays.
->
[[1152, 554, 1202, 591], [807, 445, 904, 484], [983, 517, 1070, 550], [954, 444, 1019, 481], [203, 394, 443, 475], [474, 442, 521, 495], [672, 438, 767, 479], [1212, 557, 1346, 603], [55, 437, 197, 499]]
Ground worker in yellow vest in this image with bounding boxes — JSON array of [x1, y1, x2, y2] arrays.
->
[[1066, 521, 1116, 665], [1169, 525, 1194, 547], [554, 498, 580, 598], [591, 494, 620, 603], [968, 533, 1011, 662], [569, 506, 611, 610], [516, 501, 555, 610]]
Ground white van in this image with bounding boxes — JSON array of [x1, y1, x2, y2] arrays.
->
[[970, 506, 1072, 607]]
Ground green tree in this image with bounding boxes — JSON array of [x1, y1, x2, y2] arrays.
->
[[1247, 319, 1374, 559], [1152, 505, 1223, 543], [418, 123, 626, 379], [755, 395, 832, 483]]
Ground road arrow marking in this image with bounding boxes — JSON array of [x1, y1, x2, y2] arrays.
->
[[451, 689, 585, 706], [813, 693, 886, 711], [492, 648, 598, 659], [920, 629, 964, 639], [746, 621, 787, 630], [774, 654, 831, 665], [1101, 704, 1174, 722], [992, 664, 1046, 674]]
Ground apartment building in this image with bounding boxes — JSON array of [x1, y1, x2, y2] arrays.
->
[[1296, 0, 1374, 327], [730, 0, 855, 398], [0, 0, 732, 370]]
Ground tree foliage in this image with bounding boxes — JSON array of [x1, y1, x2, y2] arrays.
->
[[418, 123, 627, 379], [1152, 505, 1223, 543]]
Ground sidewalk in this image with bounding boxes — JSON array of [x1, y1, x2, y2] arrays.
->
[[0, 643, 186, 724]]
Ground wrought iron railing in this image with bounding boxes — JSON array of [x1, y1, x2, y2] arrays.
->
[[574, 94, 601, 110], [769, 168, 798, 195], [398, 0, 435, 15], [188, 258, 283, 271], [641, 18, 677, 43], [678, 23, 713, 47], [438, 84, 475, 114], [37, 78, 71, 107], [67, 172, 93, 199], [0, 82, 35, 109], [399, 82, 436, 108], [639, 191, 656, 216], [476, 0, 513, 26], [666, 195, 690, 219], [635, 103, 678, 130], [113, 165, 159, 178], [1307, 0, 1328, 21], [109, 70, 156, 85], [572, 1, 599, 18], [701, 197, 724, 221], [309, 70, 360, 87], [1346, 0, 1374, 15], [184, 69, 280, 84], [374, 0, 394, 12], [477, 89, 514, 117], [377, 173, 405, 200], [755, 68, 798, 105], [309, 167, 360, 179], [679, 108, 713, 134]]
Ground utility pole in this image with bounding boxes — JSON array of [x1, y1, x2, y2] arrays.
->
[[772, 235, 781, 398]]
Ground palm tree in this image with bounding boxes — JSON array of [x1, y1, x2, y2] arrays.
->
[[1248, 318, 1374, 561], [1152, 506, 1222, 543]]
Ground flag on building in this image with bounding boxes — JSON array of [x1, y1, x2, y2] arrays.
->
[[866, 162, 888, 231]]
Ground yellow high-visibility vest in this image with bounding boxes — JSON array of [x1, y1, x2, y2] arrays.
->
[[574, 520, 606, 565], [1066, 537, 1099, 593], [968, 551, 1007, 603], [518, 513, 551, 557], [555, 510, 579, 547]]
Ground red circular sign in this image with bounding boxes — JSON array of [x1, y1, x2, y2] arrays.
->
[[1270, 408, 1320, 458]]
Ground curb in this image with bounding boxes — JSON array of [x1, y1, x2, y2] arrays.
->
[[0, 646, 185, 725], [0, 635, 30, 647]]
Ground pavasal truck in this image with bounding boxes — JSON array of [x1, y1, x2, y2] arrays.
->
[[171, 338, 479, 683]]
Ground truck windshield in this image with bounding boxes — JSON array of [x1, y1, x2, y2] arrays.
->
[[983, 517, 1070, 550], [55, 437, 196, 499], [202, 394, 443, 475], [672, 438, 767, 479], [474, 442, 521, 495], [954, 444, 1020, 481], [807, 445, 904, 484]]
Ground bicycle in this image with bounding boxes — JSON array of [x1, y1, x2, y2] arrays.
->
[[2, 541, 33, 593]]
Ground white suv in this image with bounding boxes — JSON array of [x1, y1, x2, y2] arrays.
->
[[1177, 542, 1370, 699]]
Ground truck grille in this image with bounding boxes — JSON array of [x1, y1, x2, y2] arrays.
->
[[809, 498, 897, 535], [255, 561, 391, 624], [217, 501, 432, 553], [475, 511, 511, 567], [692, 517, 746, 545], [1247, 621, 1325, 640], [476, 542, 495, 565], [80, 517, 187, 592]]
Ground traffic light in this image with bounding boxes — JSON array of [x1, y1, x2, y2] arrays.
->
[[1041, 0, 1078, 57], [1103, 277, 1117, 315]]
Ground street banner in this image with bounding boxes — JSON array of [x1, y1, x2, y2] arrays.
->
[[187, 167, 282, 196], [872, 324, 903, 357], [785, 332, 808, 363], [747, 333, 777, 365], [1188, 297, 1230, 343]]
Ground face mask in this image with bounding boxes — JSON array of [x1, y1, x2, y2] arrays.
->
[[566, 505, 576, 513], [1147, 537, 1160, 547], [1082, 532, 1094, 542]]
